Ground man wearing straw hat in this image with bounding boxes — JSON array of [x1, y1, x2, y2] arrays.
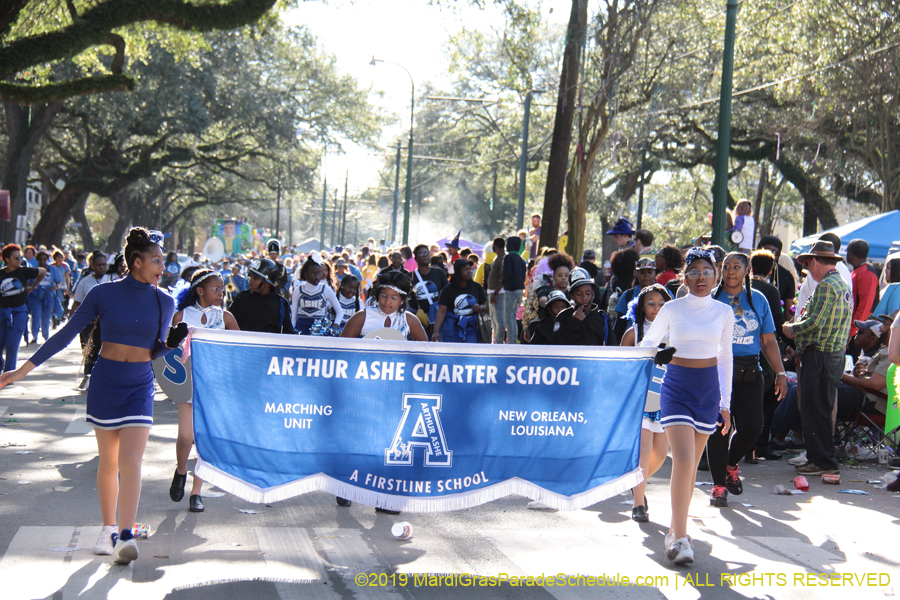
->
[[783, 241, 852, 476]]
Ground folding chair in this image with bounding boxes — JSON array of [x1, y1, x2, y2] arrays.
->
[[837, 388, 900, 460]]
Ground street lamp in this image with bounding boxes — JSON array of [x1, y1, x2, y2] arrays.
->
[[370, 56, 414, 245]]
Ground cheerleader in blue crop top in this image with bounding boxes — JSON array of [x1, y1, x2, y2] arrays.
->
[[640, 247, 735, 566], [0, 228, 185, 566]]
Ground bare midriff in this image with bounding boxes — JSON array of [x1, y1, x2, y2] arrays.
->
[[99, 342, 154, 363], [670, 357, 717, 369]]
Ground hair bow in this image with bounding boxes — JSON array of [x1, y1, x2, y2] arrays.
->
[[148, 230, 170, 249], [684, 247, 717, 266]]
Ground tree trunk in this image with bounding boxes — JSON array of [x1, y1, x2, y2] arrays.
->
[[31, 187, 88, 247], [538, 0, 588, 252], [772, 155, 838, 231], [802, 200, 818, 237], [107, 196, 133, 253], [72, 194, 95, 251], [0, 102, 61, 242]]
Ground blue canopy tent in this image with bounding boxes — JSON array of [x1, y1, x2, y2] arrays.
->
[[789, 210, 900, 262]]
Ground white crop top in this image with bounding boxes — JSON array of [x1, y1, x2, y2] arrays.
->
[[640, 293, 735, 409], [359, 305, 410, 339], [182, 304, 225, 330]]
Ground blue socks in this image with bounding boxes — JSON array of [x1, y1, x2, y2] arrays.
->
[[119, 528, 134, 542]]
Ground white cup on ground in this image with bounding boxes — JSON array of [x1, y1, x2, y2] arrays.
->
[[391, 522, 413, 539]]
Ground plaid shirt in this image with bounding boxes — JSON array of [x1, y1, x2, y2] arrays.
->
[[793, 270, 852, 353]]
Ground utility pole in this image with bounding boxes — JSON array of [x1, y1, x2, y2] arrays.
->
[[330, 188, 338, 247], [340, 170, 348, 246], [319, 179, 327, 251], [517, 91, 535, 231], [711, 0, 739, 247], [391, 141, 401, 243], [287, 194, 293, 247], [491, 164, 499, 238], [403, 91, 414, 245], [636, 142, 648, 230], [274, 184, 281, 239]]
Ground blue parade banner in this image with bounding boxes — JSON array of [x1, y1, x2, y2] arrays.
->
[[190, 329, 656, 512]]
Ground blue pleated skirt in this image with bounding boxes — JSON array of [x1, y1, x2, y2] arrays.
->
[[659, 364, 721, 434], [86, 356, 155, 429]]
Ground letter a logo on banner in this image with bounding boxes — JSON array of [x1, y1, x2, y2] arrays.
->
[[385, 394, 452, 467]]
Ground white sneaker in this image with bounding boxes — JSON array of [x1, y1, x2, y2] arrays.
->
[[664, 532, 675, 551], [666, 537, 694, 565], [788, 451, 808, 466], [93, 526, 117, 556], [526, 500, 558, 511], [113, 538, 138, 565]]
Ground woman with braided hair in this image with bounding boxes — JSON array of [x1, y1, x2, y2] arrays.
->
[[640, 247, 734, 565], [706, 252, 786, 508], [168, 268, 239, 513], [0, 227, 187, 565]]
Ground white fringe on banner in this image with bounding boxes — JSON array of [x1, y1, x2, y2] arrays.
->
[[195, 458, 644, 513]]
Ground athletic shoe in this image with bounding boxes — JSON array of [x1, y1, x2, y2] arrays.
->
[[666, 537, 694, 565], [788, 451, 808, 466], [768, 439, 788, 454], [113, 538, 138, 565], [887, 457, 900, 469], [93, 526, 117, 556], [725, 465, 743, 495], [754, 448, 783, 461], [526, 500, 558, 511], [336, 497, 352, 507], [795, 463, 839, 476], [785, 439, 806, 451], [75, 375, 90, 391], [709, 485, 728, 508]]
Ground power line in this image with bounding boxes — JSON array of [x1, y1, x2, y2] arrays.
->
[[620, 38, 900, 120]]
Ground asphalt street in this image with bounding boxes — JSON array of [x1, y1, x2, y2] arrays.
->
[[0, 338, 898, 600]]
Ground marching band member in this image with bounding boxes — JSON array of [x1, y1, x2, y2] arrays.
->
[[229, 258, 294, 334], [340, 271, 427, 341], [290, 254, 343, 335], [168, 268, 239, 513], [621, 284, 672, 522]]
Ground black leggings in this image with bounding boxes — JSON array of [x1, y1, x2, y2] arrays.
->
[[708, 373, 765, 485]]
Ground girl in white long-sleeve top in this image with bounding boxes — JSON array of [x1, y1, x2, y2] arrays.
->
[[640, 247, 735, 566], [290, 256, 343, 335]]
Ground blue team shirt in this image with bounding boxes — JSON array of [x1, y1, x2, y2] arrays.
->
[[714, 288, 775, 357]]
